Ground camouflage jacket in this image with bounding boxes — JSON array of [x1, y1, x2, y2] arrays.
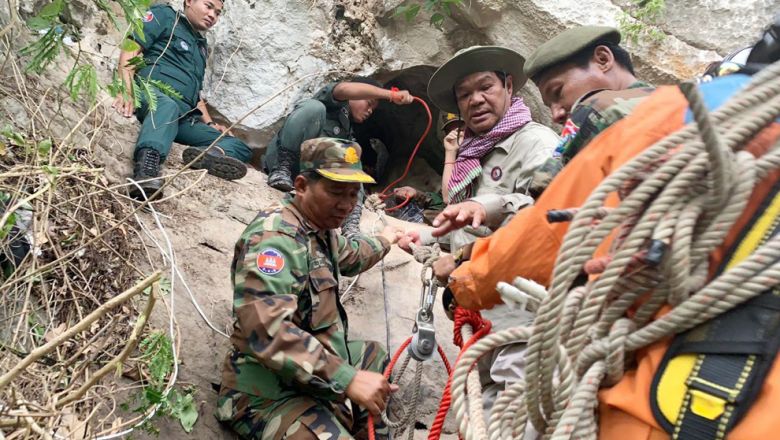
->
[[529, 81, 655, 197], [220, 195, 390, 404]]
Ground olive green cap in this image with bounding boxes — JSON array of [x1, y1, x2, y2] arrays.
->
[[299, 137, 375, 184], [428, 46, 527, 114], [524, 26, 621, 80]]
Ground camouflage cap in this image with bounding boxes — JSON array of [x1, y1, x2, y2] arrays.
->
[[300, 137, 376, 184], [524, 26, 621, 81]]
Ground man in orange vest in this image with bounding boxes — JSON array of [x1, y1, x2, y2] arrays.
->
[[411, 24, 780, 439]]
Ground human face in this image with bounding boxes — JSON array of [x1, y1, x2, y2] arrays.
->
[[348, 99, 379, 123], [184, 0, 222, 31], [536, 58, 614, 124], [294, 175, 361, 230], [454, 72, 512, 135]]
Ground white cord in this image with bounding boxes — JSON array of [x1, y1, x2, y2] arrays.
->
[[88, 181, 182, 440]]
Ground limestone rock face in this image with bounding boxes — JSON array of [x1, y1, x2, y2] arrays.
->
[[204, 0, 773, 149]]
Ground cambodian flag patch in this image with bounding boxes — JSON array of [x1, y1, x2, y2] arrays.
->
[[257, 248, 285, 275], [142, 10, 154, 22]]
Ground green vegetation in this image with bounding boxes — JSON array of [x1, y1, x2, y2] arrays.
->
[[619, 0, 667, 44], [19, 0, 180, 108], [394, 0, 464, 29], [123, 331, 199, 435]]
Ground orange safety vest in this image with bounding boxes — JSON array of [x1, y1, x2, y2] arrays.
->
[[450, 78, 780, 438]]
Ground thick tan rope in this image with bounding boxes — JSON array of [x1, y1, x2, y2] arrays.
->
[[451, 60, 780, 440]]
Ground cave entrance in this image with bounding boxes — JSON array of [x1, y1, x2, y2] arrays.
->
[[353, 65, 446, 194]]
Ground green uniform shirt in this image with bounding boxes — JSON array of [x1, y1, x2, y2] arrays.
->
[[133, 5, 208, 107], [529, 81, 655, 197], [220, 195, 390, 408], [312, 82, 354, 139]]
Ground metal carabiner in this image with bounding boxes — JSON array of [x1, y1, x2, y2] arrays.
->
[[409, 276, 438, 361]]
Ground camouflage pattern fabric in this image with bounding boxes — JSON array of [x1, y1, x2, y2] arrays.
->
[[217, 340, 389, 440], [528, 81, 654, 197], [216, 194, 391, 439], [299, 138, 374, 183]]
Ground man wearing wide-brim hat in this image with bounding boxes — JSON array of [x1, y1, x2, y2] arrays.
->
[[402, 46, 559, 426], [414, 45, 559, 252]]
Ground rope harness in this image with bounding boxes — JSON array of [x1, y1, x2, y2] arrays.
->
[[448, 61, 780, 439]]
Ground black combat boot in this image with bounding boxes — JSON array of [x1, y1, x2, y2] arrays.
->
[[341, 203, 362, 238], [182, 146, 247, 181], [267, 149, 296, 192], [129, 148, 164, 202]]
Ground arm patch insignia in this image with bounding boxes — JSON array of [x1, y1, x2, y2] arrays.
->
[[257, 248, 285, 275]]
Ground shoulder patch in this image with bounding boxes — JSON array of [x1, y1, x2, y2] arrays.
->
[[257, 248, 285, 275], [143, 10, 154, 22]]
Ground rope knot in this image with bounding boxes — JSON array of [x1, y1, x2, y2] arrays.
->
[[453, 307, 490, 348], [364, 193, 386, 212]]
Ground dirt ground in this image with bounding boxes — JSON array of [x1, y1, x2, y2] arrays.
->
[[124, 144, 461, 439]]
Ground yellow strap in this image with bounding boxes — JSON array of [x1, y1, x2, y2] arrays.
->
[[655, 189, 780, 425]]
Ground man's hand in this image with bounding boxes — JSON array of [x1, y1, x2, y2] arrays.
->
[[431, 201, 487, 237], [397, 230, 421, 254], [443, 129, 464, 153], [112, 93, 135, 118], [390, 89, 414, 105], [346, 370, 399, 416], [433, 254, 456, 285], [378, 225, 404, 245], [393, 186, 418, 201]]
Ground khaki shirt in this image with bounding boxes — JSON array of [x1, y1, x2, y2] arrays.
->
[[423, 121, 559, 251]]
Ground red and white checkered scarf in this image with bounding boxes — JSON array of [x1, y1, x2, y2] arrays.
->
[[447, 97, 532, 203]]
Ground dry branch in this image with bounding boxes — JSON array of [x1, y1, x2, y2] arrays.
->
[[55, 284, 158, 408], [0, 271, 161, 391]]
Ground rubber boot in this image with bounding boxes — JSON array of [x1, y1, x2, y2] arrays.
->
[[341, 203, 362, 238], [182, 146, 247, 181], [267, 149, 296, 192], [129, 148, 164, 201]]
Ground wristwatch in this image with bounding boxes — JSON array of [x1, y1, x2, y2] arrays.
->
[[206, 121, 216, 127]]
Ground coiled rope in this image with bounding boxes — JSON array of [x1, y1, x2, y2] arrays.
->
[[452, 61, 780, 440]]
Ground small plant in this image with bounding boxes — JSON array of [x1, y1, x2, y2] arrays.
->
[[18, 0, 178, 110], [619, 0, 667, 44], [394, 0, 464, 29], [127, 330, 199, 434]]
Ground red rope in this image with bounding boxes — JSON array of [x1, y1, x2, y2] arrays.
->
[[427, 307, 492, 440], [377, 96, 433, 212], [368, 336, 454, 440]]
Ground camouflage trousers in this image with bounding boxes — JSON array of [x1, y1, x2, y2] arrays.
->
[[216, 340, 390, 440]]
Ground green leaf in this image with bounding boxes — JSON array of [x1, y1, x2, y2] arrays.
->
[[172, 393, 198, 433], [37, 139, 52, 156], [120, 38, 141, 53], [405, 4, 421, 21], [64, 64, 98, 103], [430, 12, 445, 28], [148, 79, 183, 101], [0, 212, 16, 240], [1, 125, 25, 145], [26, 17, 51, 30], [38, 0, 64, 19], [144, 387, 164, 404]]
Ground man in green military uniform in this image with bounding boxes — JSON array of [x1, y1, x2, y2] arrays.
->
[[264, 79, 414, 191], [522, 25, 655, 197], [113, 0, 252, 201], [217, 137, 402, 440], [263, 79, 414, 237]]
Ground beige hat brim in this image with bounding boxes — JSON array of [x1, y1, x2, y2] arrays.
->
[[316, 168, 376, 184], [427, 46, 527, 114]]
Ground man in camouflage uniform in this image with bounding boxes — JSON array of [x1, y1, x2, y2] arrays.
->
[[217, 137, 402, 440], [263, 79, 414, 237], [523, 26, 655, 197]]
